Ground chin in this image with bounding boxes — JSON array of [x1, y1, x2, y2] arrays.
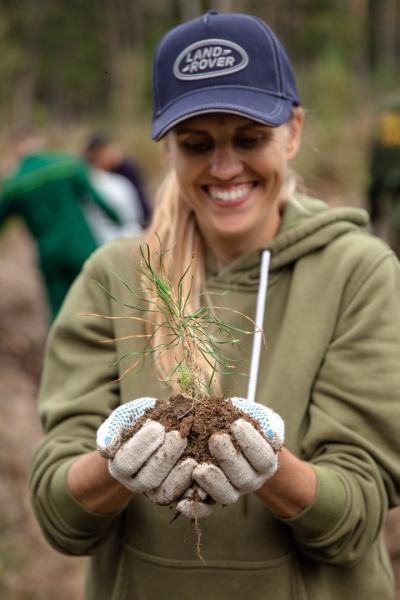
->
[[213, 226, 251, 246], [213, 216, 255, 238]]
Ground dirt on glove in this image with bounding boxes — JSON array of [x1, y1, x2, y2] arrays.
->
[[120, 394, 264, 464]]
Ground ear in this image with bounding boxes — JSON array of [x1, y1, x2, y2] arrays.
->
[[285, 107, 304, 160]]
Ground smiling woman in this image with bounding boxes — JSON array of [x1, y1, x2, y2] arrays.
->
[[29, 10, 400, 600], [166, 112, 303, 261]]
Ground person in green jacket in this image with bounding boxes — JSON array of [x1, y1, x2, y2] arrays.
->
[[368, 94, 400, 255], [0, 136, 121, 318], [29, 12, 400, 600]]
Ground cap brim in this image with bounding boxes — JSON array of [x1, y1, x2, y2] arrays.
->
[[151, 87, 294, 140]]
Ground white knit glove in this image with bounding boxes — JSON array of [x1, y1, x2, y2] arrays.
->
[[176, 485, 215, 520], [177, 397, 284, 513], [97, 398, 196, 504]]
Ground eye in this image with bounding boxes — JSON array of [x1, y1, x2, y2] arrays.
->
[[179, 138, 214, 154], [234, 134, 265, 149]]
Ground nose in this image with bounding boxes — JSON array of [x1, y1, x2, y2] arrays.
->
[[209, 144, 243, 180]]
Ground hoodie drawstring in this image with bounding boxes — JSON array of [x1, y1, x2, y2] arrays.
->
[[247, 249, 271, 403]]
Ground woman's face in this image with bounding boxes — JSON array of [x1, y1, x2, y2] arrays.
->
[[166, 109, 303, 262]]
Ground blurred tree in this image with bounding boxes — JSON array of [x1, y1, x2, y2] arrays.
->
[[179, 0, 202, 21], [379, 0, 398, 72], [0, 9, 22, 122], [0, 0, 49, 127], [369, 0, 400, 75], [0, 0, 398, 128]]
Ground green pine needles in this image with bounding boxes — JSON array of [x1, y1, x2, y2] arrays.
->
[[140, 241, 240, 399], [88, 237, 260, 400]]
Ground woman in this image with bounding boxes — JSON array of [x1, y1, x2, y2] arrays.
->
[[29, 12, 400, 600]]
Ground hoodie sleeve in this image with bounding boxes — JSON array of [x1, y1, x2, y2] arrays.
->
[[28, 245, 124, 556], [281, 245, 400, 565]]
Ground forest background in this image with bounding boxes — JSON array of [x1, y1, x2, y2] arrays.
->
[[0, 0, 400, 598], [0, 0, 399, 198]]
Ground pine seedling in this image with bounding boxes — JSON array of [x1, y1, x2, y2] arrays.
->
[[137, 240, 251, 400], [86, 238, 260, 400]]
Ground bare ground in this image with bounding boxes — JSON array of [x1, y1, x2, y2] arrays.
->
[[0, 223, 85, 599], [0, 222, 399, 598]]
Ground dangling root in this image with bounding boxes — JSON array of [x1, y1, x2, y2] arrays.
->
[[193, 515, 204, 564]]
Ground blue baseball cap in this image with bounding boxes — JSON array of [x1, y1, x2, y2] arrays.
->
[[151, 11, 300, 140]]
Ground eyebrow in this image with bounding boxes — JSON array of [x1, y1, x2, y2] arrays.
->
[[174, 127, 206, 135], [174, 122, 268, 135]]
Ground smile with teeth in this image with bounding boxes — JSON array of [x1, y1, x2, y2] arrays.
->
[[205, 183, 255, 203]]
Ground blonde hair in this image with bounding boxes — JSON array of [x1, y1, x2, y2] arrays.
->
[[141, 171, 211, 394], [144, 170, 204, 292]]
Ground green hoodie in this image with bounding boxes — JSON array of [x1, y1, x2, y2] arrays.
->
[[0, 151, 120, 317], [29, 196, 400, 600]]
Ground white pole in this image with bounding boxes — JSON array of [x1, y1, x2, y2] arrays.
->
[[247, 249, 271, 403]]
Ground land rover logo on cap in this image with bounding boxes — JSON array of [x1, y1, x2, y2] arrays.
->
[[173, 38, 249, 80]]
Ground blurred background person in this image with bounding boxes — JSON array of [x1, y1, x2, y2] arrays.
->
[[368, 94, 400, 256], [84, 133, 153, 227], [83, 139, 145, 244], [0, 130, 122, 319]]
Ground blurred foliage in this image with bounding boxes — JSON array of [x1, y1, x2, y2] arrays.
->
[[0, 0, 398, 202], [0, 0, 398, 127]]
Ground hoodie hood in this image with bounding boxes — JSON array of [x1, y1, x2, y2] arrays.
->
[[206, 195, 370, 291]]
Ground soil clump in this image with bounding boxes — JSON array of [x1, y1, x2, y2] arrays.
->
[[121, 394, 262, 464]]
